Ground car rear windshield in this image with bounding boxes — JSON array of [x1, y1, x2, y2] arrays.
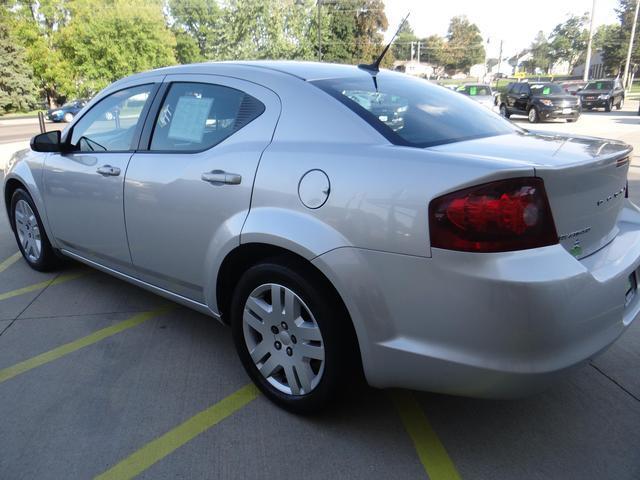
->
[[311, 74, 516, 148], [585, 81, 613, 90], [530, 83, 564, 95], [457, 85, 492, 96]]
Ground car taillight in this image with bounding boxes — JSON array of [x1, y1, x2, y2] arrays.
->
[[429, 177, 558, 253]]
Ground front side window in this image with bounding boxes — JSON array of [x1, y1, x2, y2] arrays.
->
[[312, 73, 516, 148], [70, 85, 152, 152], [149, 82, 265, 152]]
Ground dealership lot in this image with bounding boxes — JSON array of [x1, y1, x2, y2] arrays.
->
[[1, 105, 640, 479]]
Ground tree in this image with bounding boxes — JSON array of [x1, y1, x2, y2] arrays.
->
[[444, 15, 485, 72], [168, 0, 223, 61], [353, 0, 390, 66], [529, 31, 552, 73], [0, 16, 37, 113], [595, 23, 625, 75], [549, 13, 589, 71], [10, 0, 76, 107], [420, 34, 447, 65], [392, 19, 417, 61], [57, 0, 176, 96]]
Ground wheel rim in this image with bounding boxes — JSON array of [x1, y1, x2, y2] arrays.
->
[[528, 108, 536, 122], [500, 105, 506, 116], [14, 200, 42, 263], [64, 113, 73, 122], [242, 283, 325, 396]]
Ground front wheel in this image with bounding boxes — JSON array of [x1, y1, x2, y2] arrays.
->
[[528, 106, 539, 123], [616, 97, 624, 110], [231, 259, 354, 413], [10, 189, 60, 271], [499, 104, 510, 118], [605, 99, 613, 112]]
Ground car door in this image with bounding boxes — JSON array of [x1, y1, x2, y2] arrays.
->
[[43, 82, 159, 267], [515, 84, 531, 112], [505, 83, 519, 111], [124, 75, 280, 302]]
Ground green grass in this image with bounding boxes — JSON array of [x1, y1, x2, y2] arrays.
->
[[0, 110, 43, 119]]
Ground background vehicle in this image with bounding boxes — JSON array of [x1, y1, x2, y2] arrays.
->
[[577, 79, 625, 111], [559, 80, 587, 96], [499, 82, 580, 123], [4, 62, 638, 413], [456, 83, 495, 109], [46, 99, 89, 123]]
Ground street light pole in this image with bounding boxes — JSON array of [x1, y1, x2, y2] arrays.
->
[[317, 1, 322, 61], [622, 0, 640, 90], [584, 0, 597, 81]]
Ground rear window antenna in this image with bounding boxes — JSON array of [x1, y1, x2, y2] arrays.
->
[[358, 12, 410, 74]]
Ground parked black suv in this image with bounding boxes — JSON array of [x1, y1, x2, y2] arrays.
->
[[577, 79, 625, 111], [499, 82, 581, 123]]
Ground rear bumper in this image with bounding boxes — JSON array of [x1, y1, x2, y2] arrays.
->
[[313, 201, 640, 398], [580, 99, 608, 108]]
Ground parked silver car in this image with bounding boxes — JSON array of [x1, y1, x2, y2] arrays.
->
[[4, 61, 639, 412]]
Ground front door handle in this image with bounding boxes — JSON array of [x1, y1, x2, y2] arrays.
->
[[201, 170, 242, 185], [97, 165, 121, 176]]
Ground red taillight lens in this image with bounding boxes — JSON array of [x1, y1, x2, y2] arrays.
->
[[429, 177, 558, 253]]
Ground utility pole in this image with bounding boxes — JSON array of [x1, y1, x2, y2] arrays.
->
[[496, 39, 503, 85], [417, 41, 421, 63], [317, 0, 322, 61], [623, 0, 640, 90], [584, 0, 597, 81]]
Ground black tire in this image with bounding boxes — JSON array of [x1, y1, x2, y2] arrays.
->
[[567, 117, 578, 123], [63, 112, 74, 123], [605, 99, 613, 112], [499, 104, 510, 118], [616, 97, 624, 110], [10, 188, 60, 272], [230, 257, 356, 413], [527, 106, 539, 123]]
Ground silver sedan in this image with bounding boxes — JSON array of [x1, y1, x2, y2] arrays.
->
[[4, 61, 639, 412]]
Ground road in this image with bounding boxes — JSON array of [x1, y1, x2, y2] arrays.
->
[[0, 117, 58, 145], [0, 101, 639, 480]]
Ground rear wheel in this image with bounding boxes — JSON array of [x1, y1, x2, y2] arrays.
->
[[10, 189, 60, 271], [231, 258, 354, 413], [63, 112, 74, 123], [527, 106, 539, 123], [499, 104, 510, 118]]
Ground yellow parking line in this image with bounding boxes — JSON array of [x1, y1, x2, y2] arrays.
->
[[0, 272, 85, 302], [94, 383, 261, 480], [0, 305, 173, 384], [390, 390, 461, 480], [0, 252, 21, 273]]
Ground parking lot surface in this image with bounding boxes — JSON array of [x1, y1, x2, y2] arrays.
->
[[1, 103, 640, 479]]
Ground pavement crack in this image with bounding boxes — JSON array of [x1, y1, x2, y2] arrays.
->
[[590, 362, 640, 403]]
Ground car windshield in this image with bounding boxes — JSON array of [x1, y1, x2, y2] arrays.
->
[[585, 81, 613, 90], [312, 73, 516, 148], [530, 83, 564, 95], [61, 102, 76, 108], [457, 85, 492, 96]]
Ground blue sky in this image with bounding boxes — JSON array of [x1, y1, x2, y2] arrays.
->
[[384, 0, 619, 57]]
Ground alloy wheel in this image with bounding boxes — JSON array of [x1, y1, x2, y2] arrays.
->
[[242, 283, 325, 396], [528, 108, 537, 122], [14, 199, 42, 263]]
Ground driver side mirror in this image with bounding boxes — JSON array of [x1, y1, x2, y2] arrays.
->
[[30, 131, 63, 153]]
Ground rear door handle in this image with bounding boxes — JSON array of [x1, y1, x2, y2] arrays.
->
[[201, 170, 242, 185], [96, 165, 121, 176]]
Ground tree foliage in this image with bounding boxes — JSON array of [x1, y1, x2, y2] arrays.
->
[[0, 12, 37, 114], [549, 13, 589, 71], [444, 15, 485, 72]]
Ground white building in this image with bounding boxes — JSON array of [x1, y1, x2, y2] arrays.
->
[[393, 61, 435, 78]]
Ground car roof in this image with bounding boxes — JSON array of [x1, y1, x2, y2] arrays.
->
[[133, 60, 372, 82]]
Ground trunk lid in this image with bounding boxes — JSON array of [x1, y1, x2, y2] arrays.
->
[[431, 131, 633, 258]]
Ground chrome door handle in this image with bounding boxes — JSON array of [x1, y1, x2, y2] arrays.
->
[[97, 165, 121, 176], [201, 170, 242, 185]]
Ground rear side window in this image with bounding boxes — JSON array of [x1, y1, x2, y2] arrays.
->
[[312, 73, 516, 148], [150, 82, 265, 152]]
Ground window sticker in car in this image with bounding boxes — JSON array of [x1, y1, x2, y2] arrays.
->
[[596, 82, 603, 89], [168, 95, 214, 143], [469, 86, 477, 96], [543, 87, 550, 95]]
